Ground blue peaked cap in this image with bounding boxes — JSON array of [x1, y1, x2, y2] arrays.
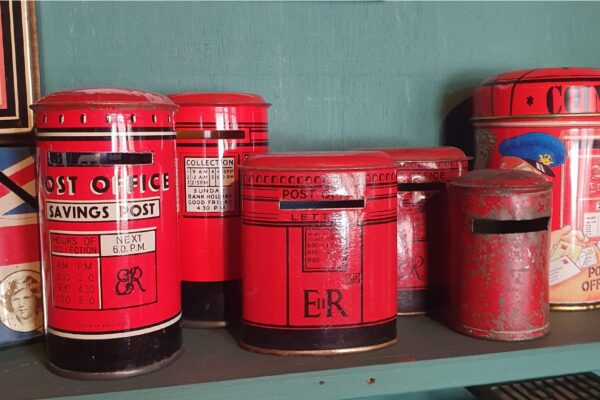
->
[[499, 132, 566, 166]]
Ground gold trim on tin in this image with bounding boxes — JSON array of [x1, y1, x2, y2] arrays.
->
[[45, 347, 183, 380], [239, 338, 397, 356], [182, 320, 228, 329], [551, 303, 600, 311], [455, 323, 550, 341], [397, 311, 426, 316]]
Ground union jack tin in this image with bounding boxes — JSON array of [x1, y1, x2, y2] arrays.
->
[[0, 143, 42, 346]]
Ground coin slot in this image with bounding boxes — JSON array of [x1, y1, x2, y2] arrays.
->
[[177, 130, 245, 140], [279, 199, 365, 210], [397, 182, 447, 191], [48, 152, 154, 167], [471, 217, 550, 234]]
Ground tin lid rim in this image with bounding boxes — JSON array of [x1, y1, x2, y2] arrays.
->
[[31, 87, 178, 112], [31, 102, 179, 112], [357, 146, 471, 163], [449, 184, 553, 192], [240, 164, 395, 172], [472, 113, 600, 122], [393, 156, 472, 163], [167, 92, 271, 107], [450, 179, 553, 191]]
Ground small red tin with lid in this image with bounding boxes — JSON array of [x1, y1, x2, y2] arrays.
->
[[449, 169, 552, 341], [368, 147, 469, 315], [32, 88, 181, 378], [240, 151, 397, 354], [169, 92, 269, 327], [473, 68, 600, 310]]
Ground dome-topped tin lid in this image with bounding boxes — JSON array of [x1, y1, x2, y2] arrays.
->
[[242, 151, 394, 171], [366, 146, 471, 162], [31, 87, 178, 111], [168, 92, 270, 107], [450, 169, 552, 192], [473, 67, 600, 119]]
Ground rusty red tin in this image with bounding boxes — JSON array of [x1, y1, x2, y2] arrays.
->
[[32, 88, 182, 378], [449, 169, 552, 341], [240, 151, 397, 354], [473, 67, 600, 310], [169, 93, 269, 328], [368, 147, 469, 315]]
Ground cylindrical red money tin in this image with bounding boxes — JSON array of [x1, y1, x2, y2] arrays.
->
[[449, 169, 552, 341], [240, 152, 398, 355], [168, 93, 269, 328], [32, 88, 182, 378], [367, 147, 469, 315], [473, 67, 600, 310], [0, 138, 43, 346]]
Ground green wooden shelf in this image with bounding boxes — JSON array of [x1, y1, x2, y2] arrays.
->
[[1, 311, 600, 399]]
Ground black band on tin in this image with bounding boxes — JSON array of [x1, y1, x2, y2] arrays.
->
[[48, 152, 153, 167], [279, 199, 365, 210], [176, 130, 245, 140], [471, 217, 550, 234], [397, 182, 446, 192], [241, 319, 397, 351]]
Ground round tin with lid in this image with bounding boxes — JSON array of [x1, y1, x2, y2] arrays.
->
[[240, 151, 397, 354], [365, 147, 469, 315], [449, 169, 552, 341], [472, 68, 600, 309], [169, 92, 269, 328], [32, 88, 181, 378]]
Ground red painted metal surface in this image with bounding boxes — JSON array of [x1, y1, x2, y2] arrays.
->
[[369, 147, 469, 315], [473, 67, 600, 309], [169, 93, 269, 327], [449, 169, 552, 341], [240, 151, 397, 354], [32, 88, 181, 377]]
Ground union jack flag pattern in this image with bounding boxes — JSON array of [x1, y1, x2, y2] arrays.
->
[[0, 147, 42, 345]]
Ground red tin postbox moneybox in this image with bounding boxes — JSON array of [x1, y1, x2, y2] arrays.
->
[[240, 152, 397, 354], [449, 169, 552, 341], [32, 88, 182, 378], [169, 93, 269, 327], [473, 67, 600, 310], [372, 147, 469, 315]]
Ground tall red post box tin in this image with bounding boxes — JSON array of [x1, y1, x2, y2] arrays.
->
[[473, 67, 600, 310], [0, 141, 42, 346], [32, 88, 182, 378], [449, 169, 552, 341], [240, 152, 397, 354], [366, 147, 469, 315], [169, 93, 269, 328]]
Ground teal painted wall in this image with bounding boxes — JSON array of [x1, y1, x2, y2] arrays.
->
[[36, 1, 600, 152]]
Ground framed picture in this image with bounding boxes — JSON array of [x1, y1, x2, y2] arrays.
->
[[0, 1, 39, 135]]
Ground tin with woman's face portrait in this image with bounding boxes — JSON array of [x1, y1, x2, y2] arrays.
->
[[0, 269, 43, 334]]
